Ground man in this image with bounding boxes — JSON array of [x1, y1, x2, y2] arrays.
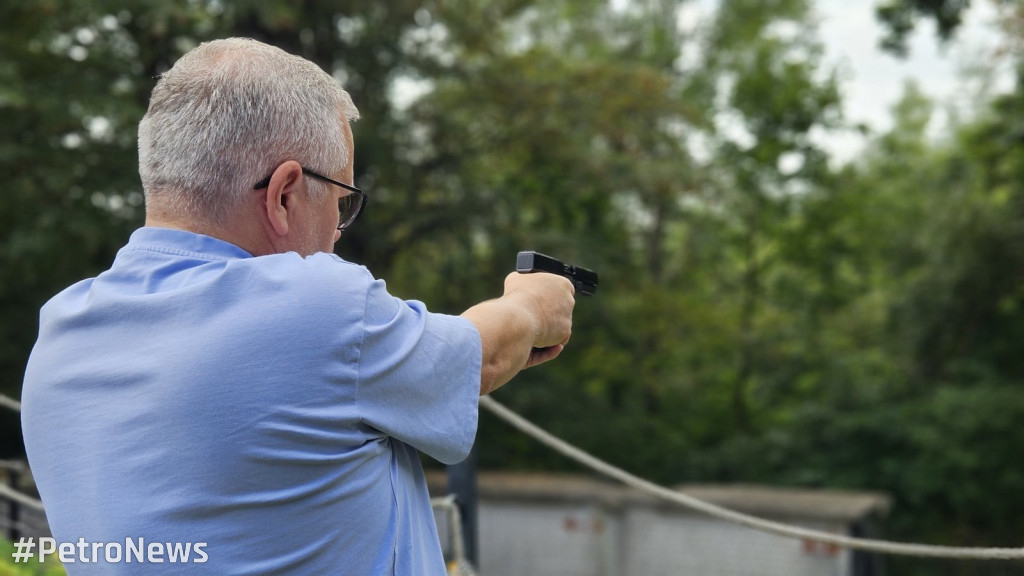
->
[[21, 38, 574, 575]]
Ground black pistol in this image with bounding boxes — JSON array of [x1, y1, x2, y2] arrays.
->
[[516, 251, 599, 296]]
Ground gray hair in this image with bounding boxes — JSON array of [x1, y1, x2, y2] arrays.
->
[[138, 37, 359, 225]]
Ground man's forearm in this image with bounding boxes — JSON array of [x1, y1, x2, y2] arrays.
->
[[461, 294, 540, 395]]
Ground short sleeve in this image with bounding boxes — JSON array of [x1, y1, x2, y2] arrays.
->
[[355, 277, 482, 464]]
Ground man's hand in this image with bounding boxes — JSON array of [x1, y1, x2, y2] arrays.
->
[[505, 271, 575, 347], [462, 272, 576, 395]]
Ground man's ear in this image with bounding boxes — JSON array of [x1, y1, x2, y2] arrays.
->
[[264, 161, 304, 237]]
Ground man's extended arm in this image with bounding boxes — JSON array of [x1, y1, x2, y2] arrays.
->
[[461, 272, 575, 395]]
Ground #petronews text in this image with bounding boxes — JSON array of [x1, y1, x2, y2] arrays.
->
[[11, 536, 208, 564]]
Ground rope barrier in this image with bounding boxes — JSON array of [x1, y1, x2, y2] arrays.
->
[[0, 395, 21, 413], [0, 484, 45, 513], [479, 395, 1024, 560], [0, 396, 46, 514]]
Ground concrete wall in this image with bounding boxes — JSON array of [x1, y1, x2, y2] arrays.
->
[[620, 507, 849, 576], [430, 472, 889, 576], [478, 501, 619, 576]]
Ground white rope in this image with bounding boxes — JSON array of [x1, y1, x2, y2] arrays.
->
[[0, 483, 45, 513], [0, 395, 21, 413], [479, 395, 1024, 560]]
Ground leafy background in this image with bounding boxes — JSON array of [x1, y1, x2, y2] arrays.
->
[[2, 1, 1022, 574]]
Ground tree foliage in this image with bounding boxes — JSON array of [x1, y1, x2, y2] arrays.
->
[[875, 0, 971, 55]]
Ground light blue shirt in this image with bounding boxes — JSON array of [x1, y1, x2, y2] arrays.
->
[[21, 227, 482, 575]]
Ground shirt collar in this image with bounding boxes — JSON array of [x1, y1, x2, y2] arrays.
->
[[123, 226, 254, 261]]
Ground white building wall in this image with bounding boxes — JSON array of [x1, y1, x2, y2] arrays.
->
[[427, 474, 887, 576], [471, 501, 855, 576], [478, 501, 619, 576], [621, 507, 851, 576]]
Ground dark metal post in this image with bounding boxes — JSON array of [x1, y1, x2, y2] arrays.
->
[[446, 446, 478, 567], [8, 467, 19, 541]]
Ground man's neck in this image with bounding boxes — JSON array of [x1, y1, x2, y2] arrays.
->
[[143, 215, 269, 256]]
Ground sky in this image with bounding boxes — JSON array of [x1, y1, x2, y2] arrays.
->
[[675, 0, 1014, 164], [813, 0, 1013, 162]]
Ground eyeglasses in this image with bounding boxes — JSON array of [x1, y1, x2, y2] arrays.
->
[[253, 167, 367, 231]]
